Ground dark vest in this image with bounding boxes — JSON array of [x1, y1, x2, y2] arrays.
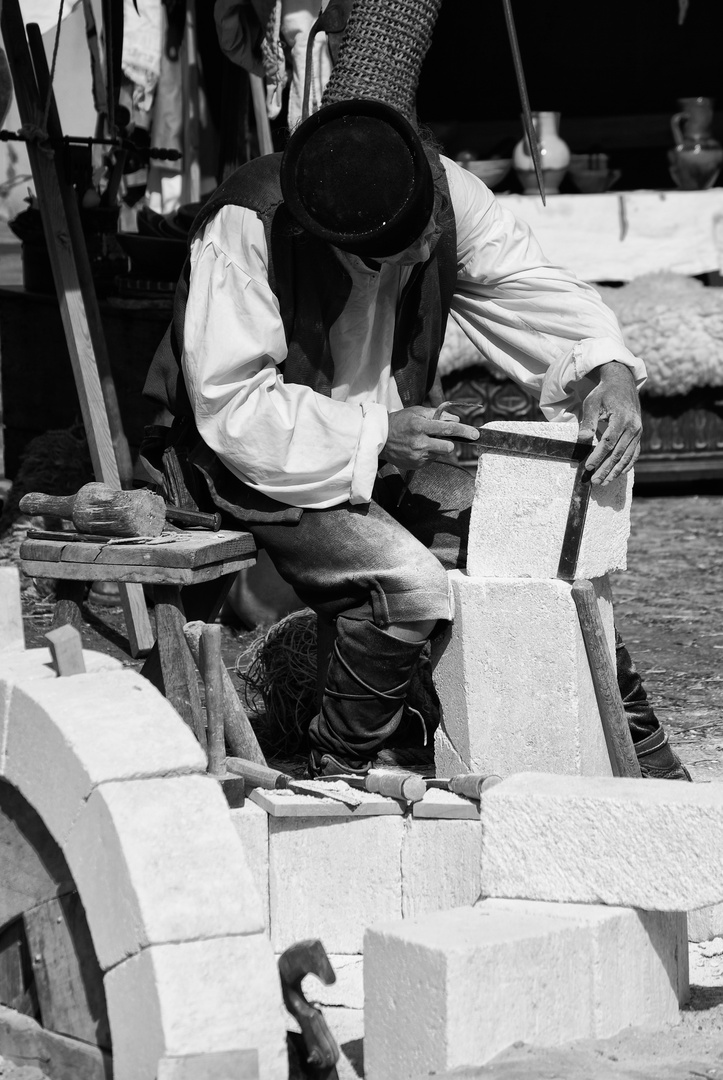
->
[[143, 151, 458, 525]]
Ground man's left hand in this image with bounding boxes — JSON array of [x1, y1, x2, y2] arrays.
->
[[578, 362, 643, 485]]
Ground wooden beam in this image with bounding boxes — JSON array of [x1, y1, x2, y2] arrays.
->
[[23, 894, 110, 1049]]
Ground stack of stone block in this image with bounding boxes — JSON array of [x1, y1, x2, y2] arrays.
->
[[362, 422, 718, 1078]]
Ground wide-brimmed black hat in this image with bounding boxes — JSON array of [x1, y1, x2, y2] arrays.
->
[[280, 98, 434, 258]]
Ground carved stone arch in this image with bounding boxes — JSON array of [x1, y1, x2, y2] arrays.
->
[[0, 645, 286, 1080]]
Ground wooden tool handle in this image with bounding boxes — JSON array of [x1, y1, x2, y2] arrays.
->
[[572, 579, 642, 778], [183, 622, 267, 765], [448, 774, 503, 800], [19, 492, 76, 519], [366, 771, 426, 803], [226, 756, 290, 789], [199, 624, 226, 777], [165, 505, 222, 531]]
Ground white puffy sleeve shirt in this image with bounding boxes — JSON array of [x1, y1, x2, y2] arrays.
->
[[181, 155, 646, 510]]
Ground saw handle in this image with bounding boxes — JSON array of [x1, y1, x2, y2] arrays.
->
[[19, 492, 76, 519]]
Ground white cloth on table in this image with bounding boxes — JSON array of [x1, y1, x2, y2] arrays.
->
[[181, 155, 646, 511]]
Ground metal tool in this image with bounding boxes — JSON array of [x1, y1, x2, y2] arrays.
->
[[225, 757, 364, 808], [501, 0, 546, 204], [279, 940, 340, 1080]]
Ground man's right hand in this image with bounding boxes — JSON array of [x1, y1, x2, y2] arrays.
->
[[381, 406, 480, 472]]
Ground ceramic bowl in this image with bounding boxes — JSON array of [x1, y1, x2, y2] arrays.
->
[[461, 159, 512, 188], [569, 168, 622, 194]]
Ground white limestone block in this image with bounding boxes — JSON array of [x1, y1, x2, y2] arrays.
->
[[468, 421, 632, 579], [401, 817, 482, 919], [104, 934, 287, 1080], [480, 772, 723, 910], [364, 900, 688, 1080], [64, 776, 266, 970], [268, 815, 403, 953], [231, 802, 270, 931], [433, 572, 614, 777], [3, 668, 206, 843], [688, 902, 723, 942], [0, 567, 24, 651], [0, 647, 122, 764]]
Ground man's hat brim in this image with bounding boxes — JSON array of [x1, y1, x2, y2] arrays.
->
[[280, 100, 434, 258]]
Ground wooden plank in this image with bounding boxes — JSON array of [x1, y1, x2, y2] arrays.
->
[[59, 544, 105, 563], [0, 920, 31, 1014], [23, 893, 110, 1049], [45, 626, 85, 676], [0, 781, 75, 936], [0, 1002, 111, 1080], [412, 789, 480, 820], [21, 557, 255, 586], [247, 788, 404, 818], [19, 541, 63, 563], [92, 533, 257, 569], [21, 532, 257, 569], [154, 584, 207, 748]]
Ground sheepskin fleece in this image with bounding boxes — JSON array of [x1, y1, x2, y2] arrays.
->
[[597, 273, 723, 396], [438, 272, 723, 397]]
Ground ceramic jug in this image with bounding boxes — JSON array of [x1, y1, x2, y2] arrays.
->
[[513, 111, 570, 195], [669, 97, 723, 190]]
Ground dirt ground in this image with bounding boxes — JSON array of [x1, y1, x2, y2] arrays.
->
[[1, 486, 723, 1077]]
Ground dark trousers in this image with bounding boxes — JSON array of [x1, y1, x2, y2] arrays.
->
[[247, 461, 659, 754]]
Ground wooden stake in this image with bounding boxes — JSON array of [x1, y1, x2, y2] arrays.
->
[[249, 74, 274, 157], [572, 579, 642, 778], [184, 620, 266, 766], [199, 624, 226, 777], [2, 2, 154, 658]]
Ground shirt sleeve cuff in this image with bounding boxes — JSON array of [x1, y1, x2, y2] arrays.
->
[[349, 402, 389, 505], [539, 336, 647, 422]]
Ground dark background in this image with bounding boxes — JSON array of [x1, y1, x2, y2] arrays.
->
[[416, 0, 723, 187]]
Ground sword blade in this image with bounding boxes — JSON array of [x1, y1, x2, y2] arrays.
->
[[501, 0, 546, 205]]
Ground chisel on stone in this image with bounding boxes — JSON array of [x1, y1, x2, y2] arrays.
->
[[226, 757, 364, 808], [427, 773, 504, 800]]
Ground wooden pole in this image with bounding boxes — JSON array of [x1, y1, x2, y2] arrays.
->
[[2, 0, 154, 657], [249, 74, 274, 157], [572, 579, 642, 778], [181, 0, 201, 203], [199, 624, 226, 777]]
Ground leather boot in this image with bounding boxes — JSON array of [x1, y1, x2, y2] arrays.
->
[[616, 631, 691, 780], [308, 616, 427, 775]]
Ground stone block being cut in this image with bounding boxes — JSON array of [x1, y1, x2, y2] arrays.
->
[[480, 772, 723, 910], [231, 802, 269, 931], [364, 900, 687, 1080], [467, 421, 632, 579], [433, 571, 614, 777]]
